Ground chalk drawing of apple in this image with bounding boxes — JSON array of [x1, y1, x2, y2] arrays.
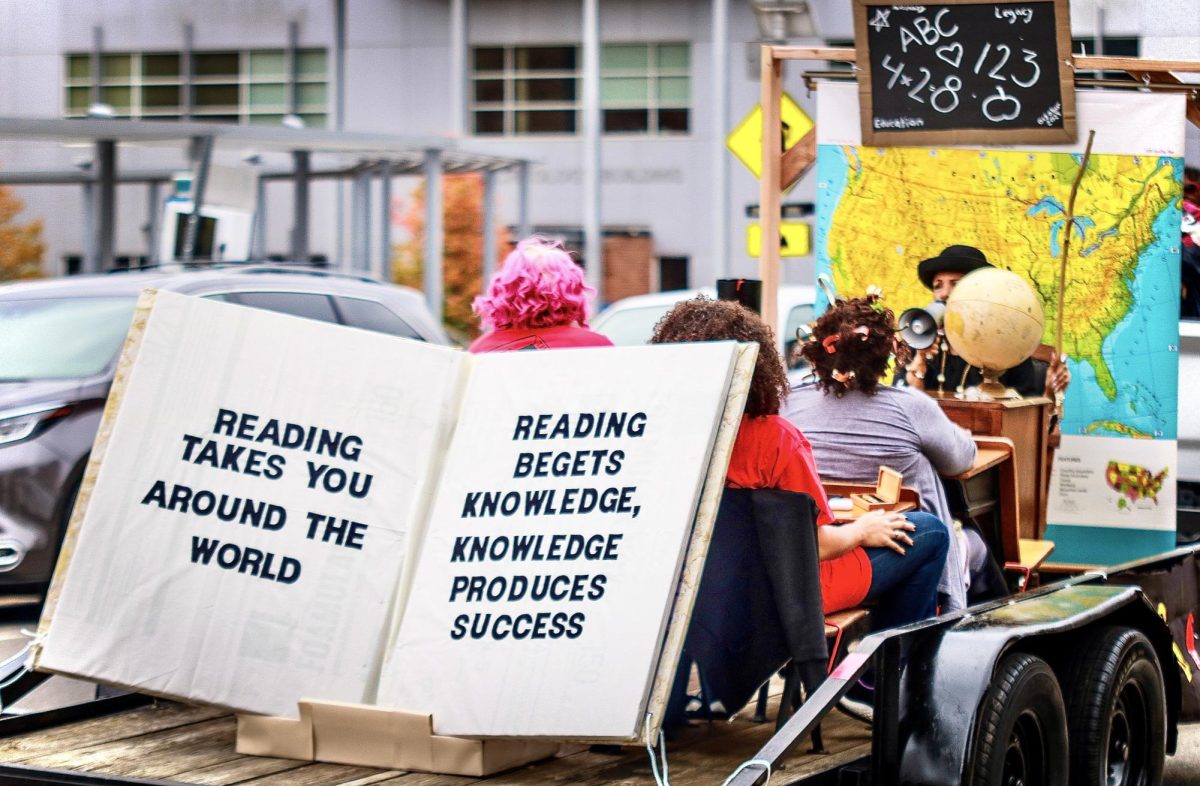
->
[[982, 86, 1021, 122]]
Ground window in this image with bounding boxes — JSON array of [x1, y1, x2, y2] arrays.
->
[[601, 44, 690, 134], [823, 39, 855, 73], [171, 214, 217, 260], [0, 297, 137, 379], [335, 297, 424, 340], [593, 305, 675, 346], [64, 49, 328, 126], [472, 45, 579, 135], [222, 292, 340, 325], [471, 43, 690, 136], [1071, 36, 1140, 81], [657, 256, 688, 291]]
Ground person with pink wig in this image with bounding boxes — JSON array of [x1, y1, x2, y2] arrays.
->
[[468, 237, 613, 353]]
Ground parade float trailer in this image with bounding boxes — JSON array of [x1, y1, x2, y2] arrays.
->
[[4, 4, 1200, 785]]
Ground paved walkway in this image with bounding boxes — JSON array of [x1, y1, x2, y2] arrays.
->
[[1166, 724, 1200, 784]]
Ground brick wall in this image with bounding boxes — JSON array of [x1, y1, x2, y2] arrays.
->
[[602, 234, 653, 303]]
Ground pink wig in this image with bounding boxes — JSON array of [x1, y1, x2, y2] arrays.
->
[[472, 237, 595, 330]]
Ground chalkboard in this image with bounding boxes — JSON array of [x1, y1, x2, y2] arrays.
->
[[853, 0, 1076, 145]]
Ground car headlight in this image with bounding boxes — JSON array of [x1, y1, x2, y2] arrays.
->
[[0, 403, 75, 447]]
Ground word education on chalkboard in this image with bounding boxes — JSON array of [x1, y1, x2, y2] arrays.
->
[[852, 0, 1076, 145]]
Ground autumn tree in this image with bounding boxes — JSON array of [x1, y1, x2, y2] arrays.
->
[[0, 185, 44, 281], [392, 173, 508, 339]]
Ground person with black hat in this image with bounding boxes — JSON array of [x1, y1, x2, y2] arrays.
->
[[901, 245, 1070, 398]]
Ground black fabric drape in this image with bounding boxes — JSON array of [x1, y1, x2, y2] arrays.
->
[[675, 488, 828, 716]]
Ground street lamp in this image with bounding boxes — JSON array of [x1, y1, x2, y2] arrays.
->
[[750, 0, 816, 42]]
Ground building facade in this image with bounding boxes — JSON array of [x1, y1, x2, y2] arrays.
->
[[0, 0, 1197, 301]]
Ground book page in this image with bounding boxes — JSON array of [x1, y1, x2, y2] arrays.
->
[[378, 342, 739, 739], [36, 291, 466, 718]]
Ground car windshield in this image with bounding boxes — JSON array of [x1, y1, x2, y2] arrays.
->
[[593, 305, 674, 345], [0, 296, 137, 380]]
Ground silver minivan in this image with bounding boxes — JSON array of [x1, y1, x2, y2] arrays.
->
[[0, 265, 451, 589]]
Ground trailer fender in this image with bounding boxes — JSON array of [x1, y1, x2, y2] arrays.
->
[[897, 583, 1173, 786]]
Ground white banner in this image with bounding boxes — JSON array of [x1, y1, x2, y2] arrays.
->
[[817, 80, 1186, 156]]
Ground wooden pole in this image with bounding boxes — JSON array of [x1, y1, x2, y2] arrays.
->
[[759, 45, 782, 333]]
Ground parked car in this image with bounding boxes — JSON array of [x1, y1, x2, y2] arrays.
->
[[0, 264, 452, 590], [590, 285, 816, 376]]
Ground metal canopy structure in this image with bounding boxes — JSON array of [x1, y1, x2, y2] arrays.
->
[[0, 117, 534, 321], [0, 116, 527, 171]]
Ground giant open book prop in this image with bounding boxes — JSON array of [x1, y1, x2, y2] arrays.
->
[[32, 290, 754, 749]]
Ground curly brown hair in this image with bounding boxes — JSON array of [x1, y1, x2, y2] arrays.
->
[[650, 297, 787, 417], [799, 296, 911, 396]]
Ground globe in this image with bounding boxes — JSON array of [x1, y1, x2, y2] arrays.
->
[[943, 268, 1045, 397]]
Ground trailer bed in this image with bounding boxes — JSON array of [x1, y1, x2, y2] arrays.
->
[[0, 692, 870, 786]]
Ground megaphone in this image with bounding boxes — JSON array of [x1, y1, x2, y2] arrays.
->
[[897, 302, 946, 350]]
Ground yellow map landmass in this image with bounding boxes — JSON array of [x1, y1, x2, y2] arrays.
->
[[826, 148, 1178, 400], [1085, 420, 1153, 438]]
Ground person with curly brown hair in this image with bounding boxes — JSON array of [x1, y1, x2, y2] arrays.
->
[[783, 294, 978, 612], [651, 297, 949, 627]]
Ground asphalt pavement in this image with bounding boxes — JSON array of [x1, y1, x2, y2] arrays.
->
[[1166, 724, 1200, 784]]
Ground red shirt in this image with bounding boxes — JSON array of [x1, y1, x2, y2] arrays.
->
[[725, 415, 872, 613], [468, 325, 614, 353]]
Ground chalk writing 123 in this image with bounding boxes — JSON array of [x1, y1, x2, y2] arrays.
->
[[973, 44, 1041, 88]]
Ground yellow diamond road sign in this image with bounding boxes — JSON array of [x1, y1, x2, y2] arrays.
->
[[726, 92, 814, 180], [747, 221, 811, 258]]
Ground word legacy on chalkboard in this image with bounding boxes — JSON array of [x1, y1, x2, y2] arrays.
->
[[853, 0, 1077, 145]]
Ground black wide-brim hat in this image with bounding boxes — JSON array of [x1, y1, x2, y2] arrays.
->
[[917, 245, 994, 289]]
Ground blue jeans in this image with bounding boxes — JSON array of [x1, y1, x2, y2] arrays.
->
[[863, 512, 949, 631]]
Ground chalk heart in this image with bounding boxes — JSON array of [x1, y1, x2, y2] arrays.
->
[[936, 42, 963, 69]]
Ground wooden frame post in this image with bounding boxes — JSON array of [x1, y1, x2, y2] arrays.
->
[[759, 45, 783, 331]]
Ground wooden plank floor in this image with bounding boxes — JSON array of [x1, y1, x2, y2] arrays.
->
[[0, 692, 870, 785]]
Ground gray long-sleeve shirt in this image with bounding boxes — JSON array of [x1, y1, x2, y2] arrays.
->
[[782, 383, 976, 611]]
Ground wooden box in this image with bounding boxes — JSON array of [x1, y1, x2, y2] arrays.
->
[[851, 467, 902, 512]]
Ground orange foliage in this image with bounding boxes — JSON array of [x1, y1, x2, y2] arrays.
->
[[0, 185, 44, 281], [392, 173, 508, 338]]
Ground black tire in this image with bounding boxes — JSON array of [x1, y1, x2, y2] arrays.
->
[[1062, 626, 1166, 786], [969, 652, 1069, 786]]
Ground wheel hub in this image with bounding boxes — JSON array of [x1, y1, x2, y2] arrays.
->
[[1003, 711, 1047, 786], [1107, 680, 1148, 786]]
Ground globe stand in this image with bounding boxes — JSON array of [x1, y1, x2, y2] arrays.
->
[[977, 367, 1020, 400]]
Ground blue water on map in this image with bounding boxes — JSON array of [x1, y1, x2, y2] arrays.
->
[[814, 144, 851, 315], [1060, 157, 1182, 440]]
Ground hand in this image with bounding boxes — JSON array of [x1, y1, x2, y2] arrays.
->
[[1044, 354, 1071, 398], [904, 345, 937, 389], [854, 511, 914, 555]]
